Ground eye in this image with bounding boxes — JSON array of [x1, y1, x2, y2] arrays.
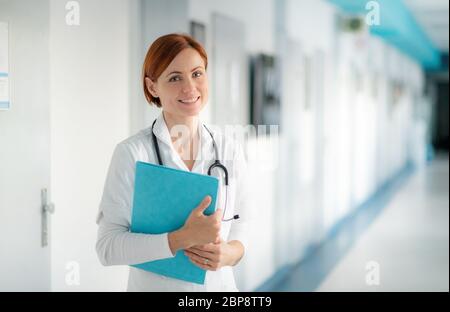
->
[[193, 71, 203, 78], [169, 76, 181, 82]]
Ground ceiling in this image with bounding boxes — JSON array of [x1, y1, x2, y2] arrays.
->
[[403, 0, 449, 52], [329, 0, 442, 68]]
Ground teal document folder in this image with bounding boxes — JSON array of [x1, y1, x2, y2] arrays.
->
[[130, 161, 219, 284]]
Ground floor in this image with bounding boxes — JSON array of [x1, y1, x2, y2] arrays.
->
[[272, 154, 449, 292]]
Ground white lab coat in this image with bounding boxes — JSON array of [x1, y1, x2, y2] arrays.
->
[[95, 113, 250, 291]]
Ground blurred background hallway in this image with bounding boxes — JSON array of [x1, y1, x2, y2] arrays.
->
[[318, 153, 449, 291], [265, 153, 448, 291], [0, 0, 448, 291]]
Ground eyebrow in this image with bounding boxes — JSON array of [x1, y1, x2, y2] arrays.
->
[[166, 66, 203, 77]]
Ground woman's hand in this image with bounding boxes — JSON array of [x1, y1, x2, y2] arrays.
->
[[184, 239, 244, 271], [168, 196, 222, 255]]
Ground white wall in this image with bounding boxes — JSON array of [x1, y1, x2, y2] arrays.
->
[[282, 0, 337, 247], [0, 0, 51, 291], [189, 0, 275, 56], [49, 0, 130, 291]]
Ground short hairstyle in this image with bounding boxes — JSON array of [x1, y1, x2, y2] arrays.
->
[[142, 33, 208, 107]]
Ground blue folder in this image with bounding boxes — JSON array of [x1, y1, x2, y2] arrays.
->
[[130, 161, 219, 284]]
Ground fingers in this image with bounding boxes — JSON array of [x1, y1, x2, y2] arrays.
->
[[194, 197, 222, 220], [189, 240, 221, 253], [213, 208, 223, 220], [185, 250, 210, 263], [189, 257, 211, 270], [195, 196, 212, 216], [189, 246, 215, 254], [185, 251, 218, 271], [194, 244, 216, 253], [207, 208, 222, 240], [207, 208, 223, 230], [186, 248, 214, 258]]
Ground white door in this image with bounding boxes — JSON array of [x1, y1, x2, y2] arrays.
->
[[0, 0, 52, 291], [212, 13, 248, 127]]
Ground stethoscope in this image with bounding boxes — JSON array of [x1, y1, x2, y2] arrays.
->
[[151, 119, 239, 222]]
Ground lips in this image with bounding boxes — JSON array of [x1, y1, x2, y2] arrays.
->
[[178, 96, 200, 104]]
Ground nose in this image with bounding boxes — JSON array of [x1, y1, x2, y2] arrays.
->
[[181, 76, 197, 94]]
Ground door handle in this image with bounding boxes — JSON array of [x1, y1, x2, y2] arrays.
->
[[41, 188, 55, 247], [44, 202, 55, 214]]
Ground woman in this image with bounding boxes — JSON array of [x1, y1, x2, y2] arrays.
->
[[96, 33, 250, 291]]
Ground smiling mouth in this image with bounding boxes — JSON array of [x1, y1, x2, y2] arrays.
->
[[178, 96, 200, 104]]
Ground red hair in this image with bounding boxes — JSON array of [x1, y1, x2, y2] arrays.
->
[[142, 33, 208, 107]]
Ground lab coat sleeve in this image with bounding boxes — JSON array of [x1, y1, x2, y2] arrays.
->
[[95, 142, 175, 266], [227, 142, 252, 253]]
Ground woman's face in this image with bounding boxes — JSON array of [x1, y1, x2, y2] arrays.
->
[[146, 48, 208, 118]]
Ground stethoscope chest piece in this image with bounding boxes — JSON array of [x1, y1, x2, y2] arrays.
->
[[151, 119, 239, 221]]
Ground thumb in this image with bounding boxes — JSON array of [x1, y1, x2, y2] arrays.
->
[[195, 196, 212, 215], [213, 208, 223, 220]]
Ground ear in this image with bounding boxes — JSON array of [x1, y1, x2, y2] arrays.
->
[[145, 77, 159, 98]]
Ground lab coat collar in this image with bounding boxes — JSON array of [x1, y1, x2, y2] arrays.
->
[[152, 113, 172, 147], [152, 112, 212, 150]]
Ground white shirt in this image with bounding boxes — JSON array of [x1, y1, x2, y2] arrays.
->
[[95, 113, 250, 292]]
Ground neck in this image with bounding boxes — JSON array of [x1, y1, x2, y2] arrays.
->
[[162, 111, 199, 142]]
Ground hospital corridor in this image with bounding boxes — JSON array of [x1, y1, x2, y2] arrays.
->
[[269, 153, 449, 292], [0, 0, 448, 293]]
